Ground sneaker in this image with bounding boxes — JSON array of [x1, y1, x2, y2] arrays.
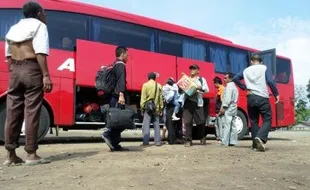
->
[[255, 137, 266, 152], [184, 141, 192, 147], [175, 139, 184, 144], [200, 137, 206, 145], [113, 145, 130, 152], [101, 134, 114, 150], [252, 142, 257, 150], [172, 113, 180, 121], [155, 142, 163, 147], [140, 143, 150, 147]]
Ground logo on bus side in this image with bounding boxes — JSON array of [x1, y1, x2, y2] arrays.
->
[[57, 58, 75, 72]]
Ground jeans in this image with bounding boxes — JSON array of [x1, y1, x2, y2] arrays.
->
[[142, 112, 161, 145], [102, 96, 124, 148], [215, 116, 223, 140], [247, 94, 272, 146], [173, 93, 181, 114]]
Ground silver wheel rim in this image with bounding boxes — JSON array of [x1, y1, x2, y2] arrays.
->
[[234, 116, 244, 134]]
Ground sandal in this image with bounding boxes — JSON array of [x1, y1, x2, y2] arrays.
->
[[3, 157, 24, 167], [25, 158, 51, 166]]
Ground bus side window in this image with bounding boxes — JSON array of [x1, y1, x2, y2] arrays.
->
[[158, 31, 183, 57], [275, 58, 291, 84], [182, 38, 206, 61], [0, 9, 23, 40], [91, 17, 155, 52], [228, 47, 248, 74], [46, 11, 88, 51], [208, 43, 228, 73]]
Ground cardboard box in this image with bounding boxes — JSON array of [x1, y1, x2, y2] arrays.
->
[[177, 74, 198, 96]]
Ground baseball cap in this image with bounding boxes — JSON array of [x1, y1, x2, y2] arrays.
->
[[189, 64, 200, 70]]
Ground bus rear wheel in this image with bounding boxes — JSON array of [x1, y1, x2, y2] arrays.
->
[[234, 110, 248, 140], [0, 102, 50, 143]]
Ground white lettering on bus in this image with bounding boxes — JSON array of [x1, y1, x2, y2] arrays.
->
[[57, 58, 75, 72]]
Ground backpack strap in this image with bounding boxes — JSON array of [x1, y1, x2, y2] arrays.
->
[[198, 77, 205, 92], [199, 77, 203, 85], [153, 82, 158, 101], [114, 60, 125, 65]]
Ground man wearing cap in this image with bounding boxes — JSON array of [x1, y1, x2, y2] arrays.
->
[[232, 54, 279, 152], [182, 64, 209, 147], [140, 72, 164, 146]]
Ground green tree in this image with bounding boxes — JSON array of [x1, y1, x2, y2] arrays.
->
[[307, 79, 310, 99], [295, 99, 310, 124], [294, 84, 307, 106], [294, 84, 310, 124]]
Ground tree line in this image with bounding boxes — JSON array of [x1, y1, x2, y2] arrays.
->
[[294, 79, 310, 124]]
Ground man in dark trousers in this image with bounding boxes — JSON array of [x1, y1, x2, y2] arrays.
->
[[4, 1, 53, 166], [162, 78, 183, 144], [233, 54, 280, 152], [182, 64, 209, 147], [101, 46, 128, 151]]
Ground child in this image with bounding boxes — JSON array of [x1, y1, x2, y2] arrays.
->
[[162, 78, 183, 121]]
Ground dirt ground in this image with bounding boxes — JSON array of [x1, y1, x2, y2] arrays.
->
[[0, 130, 309, 190]]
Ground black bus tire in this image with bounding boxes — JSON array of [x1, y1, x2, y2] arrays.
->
[[0, 102, 50, 143]]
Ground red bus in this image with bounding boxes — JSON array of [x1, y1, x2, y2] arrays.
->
[[0, 0, 295, 142]]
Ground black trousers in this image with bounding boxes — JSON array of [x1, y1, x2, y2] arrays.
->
[[165, 103, 182, 144], [183, 99, 205, 142], [247, 94, 272, 145], [102, 96, 124, 148]]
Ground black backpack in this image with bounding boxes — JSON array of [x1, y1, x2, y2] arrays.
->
[[95, 61, 123, 94]]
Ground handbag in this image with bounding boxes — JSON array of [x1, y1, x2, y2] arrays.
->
[[106, 104, 136, 129], [144, 82, 158, 115]]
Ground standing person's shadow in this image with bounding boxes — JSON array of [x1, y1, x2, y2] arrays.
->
[[48, 151, 100, 162]]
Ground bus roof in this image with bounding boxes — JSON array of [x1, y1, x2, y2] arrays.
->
[[1, 0, 290, 60]]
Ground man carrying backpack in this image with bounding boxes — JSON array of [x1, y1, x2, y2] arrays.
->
[[101, 46, 128, 151]]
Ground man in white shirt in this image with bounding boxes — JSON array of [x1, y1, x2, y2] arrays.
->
[[233, 54, 279, 152], [4, 1, 52, 166]]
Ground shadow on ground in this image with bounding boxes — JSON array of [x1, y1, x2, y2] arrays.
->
[[0, 135, 292, 146], [48, 151, 100, 162]]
